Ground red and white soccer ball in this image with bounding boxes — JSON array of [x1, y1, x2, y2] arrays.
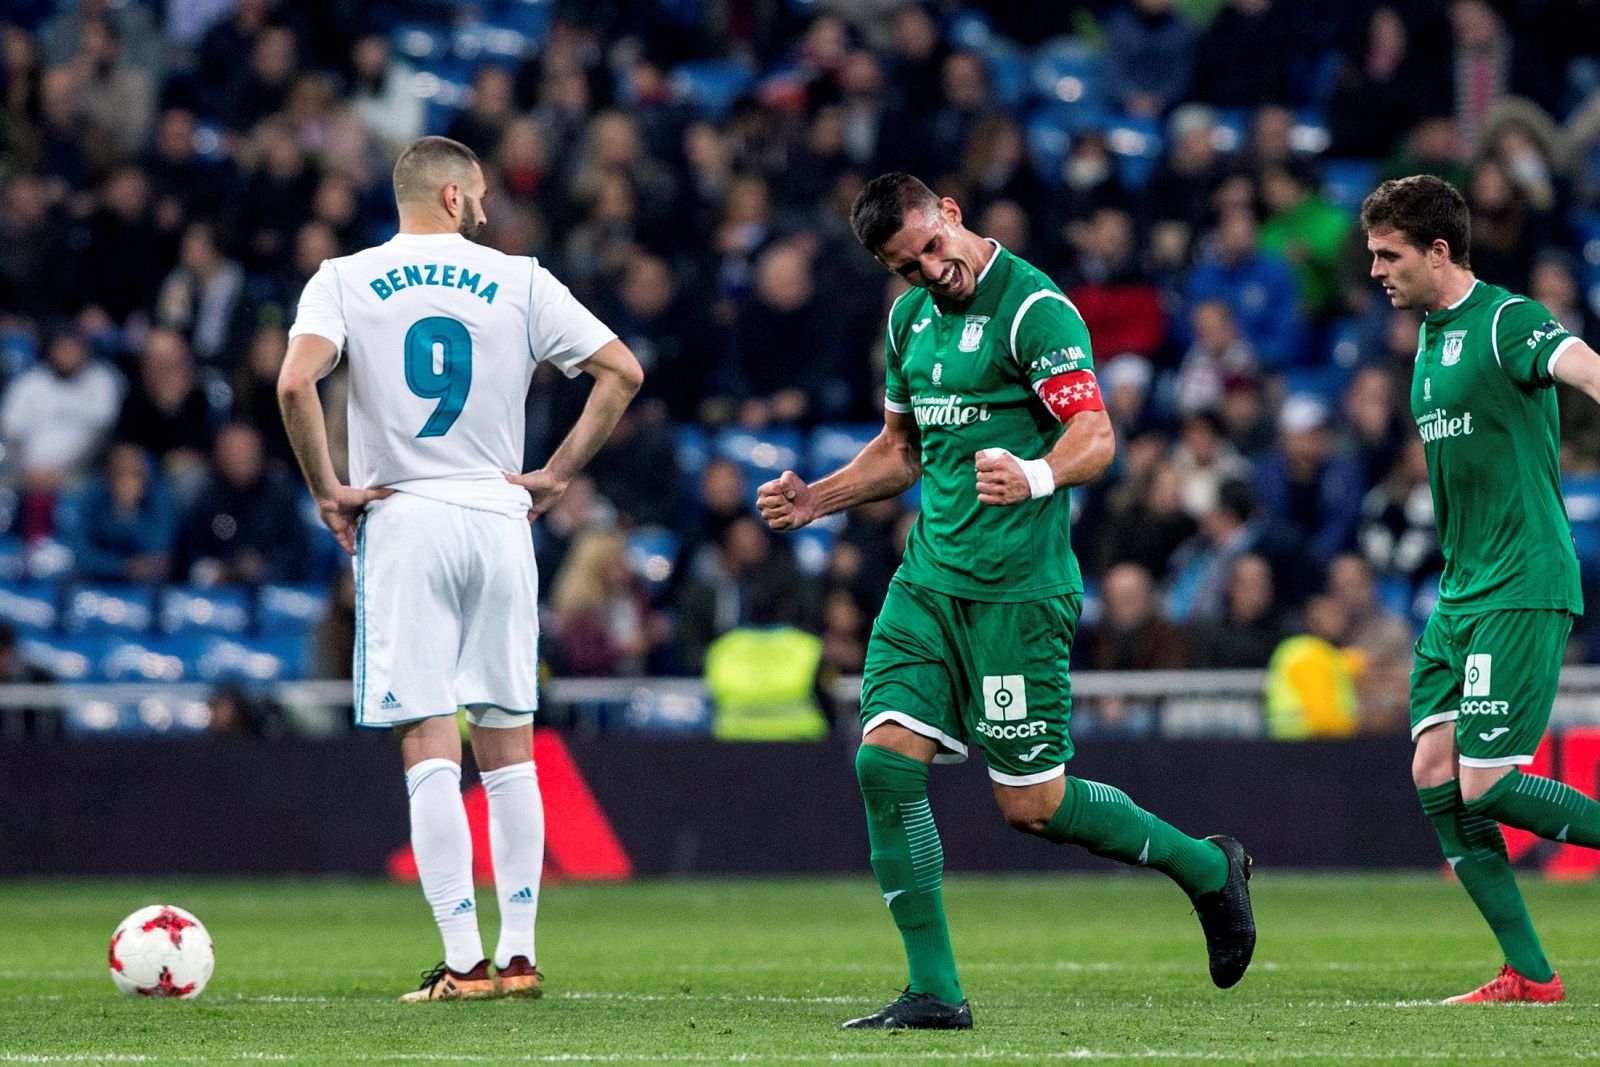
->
[[108, 905, 214, 999]]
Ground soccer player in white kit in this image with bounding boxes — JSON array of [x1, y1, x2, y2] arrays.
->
[[278, 136, 643, 1001]]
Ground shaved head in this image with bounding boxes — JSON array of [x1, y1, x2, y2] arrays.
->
[[392, 136, 486, 236]]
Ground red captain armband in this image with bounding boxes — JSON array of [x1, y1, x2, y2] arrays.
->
[[1035, 369, 1105, 422]]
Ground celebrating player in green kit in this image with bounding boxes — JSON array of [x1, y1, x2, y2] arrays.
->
[[1363, 174, 1600, 1003], [756, 173, 1255, 1030]]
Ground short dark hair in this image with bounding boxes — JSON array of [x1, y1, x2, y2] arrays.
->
[[1360, 175, 1471, 267], [392, 135, 482, 207], [850, 172, 940, 252]]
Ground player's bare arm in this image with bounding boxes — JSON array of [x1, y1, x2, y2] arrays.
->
[[757, 409, 920, 531], [975, 408, 1115, 507], [505, 337, 643, 519], [1552, 339, 1600, 402], [277, 333, 394, 555]]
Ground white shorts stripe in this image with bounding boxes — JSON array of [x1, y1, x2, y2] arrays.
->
[[989, 763, 1068, 787], [1458, 754, 1537, 769], [861, 711, 968, 762], [1411, 710, 1458, 741]]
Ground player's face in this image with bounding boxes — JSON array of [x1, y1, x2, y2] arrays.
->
[[877, 198, 981, 302], [1366, 226, 1436, 310]]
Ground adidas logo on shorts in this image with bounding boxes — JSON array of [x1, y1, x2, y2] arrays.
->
[[381, 691, 403, 711]]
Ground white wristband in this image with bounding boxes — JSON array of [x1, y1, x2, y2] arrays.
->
[[1018, 457, 1055, 499]]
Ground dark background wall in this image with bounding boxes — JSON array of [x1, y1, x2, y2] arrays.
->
[[0, 735, 1448, 877]]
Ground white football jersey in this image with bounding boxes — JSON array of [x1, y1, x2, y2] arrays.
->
[[289, 231, 615, 516]]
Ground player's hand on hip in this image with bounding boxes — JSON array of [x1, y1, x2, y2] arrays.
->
[[318, 485, 395, 556], [506, 468, 568, 520], [976, 449, 1029, 506], [756, 470, 815, 531]]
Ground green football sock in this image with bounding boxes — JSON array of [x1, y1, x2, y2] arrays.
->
[[1418, 780, 1552, 982], [1040, 777, 1228, 896], [1466, 769, 1600, 849], [854, 744, 962, 1004]]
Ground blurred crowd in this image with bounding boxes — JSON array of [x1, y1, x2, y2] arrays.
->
[[6, 0, 1600, 737]]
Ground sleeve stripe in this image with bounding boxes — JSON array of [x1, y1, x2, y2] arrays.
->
[[1489, 297, 1524, 370], [1549, 334, 1582, 379], [1008, 290, 1079, 363], [883, 399, 911, 413]]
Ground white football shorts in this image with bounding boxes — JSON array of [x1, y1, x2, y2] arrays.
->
[[352, 492, 539, 728]]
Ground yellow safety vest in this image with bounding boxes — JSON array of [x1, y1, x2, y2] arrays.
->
[[1264, 635, 1362, 740], [705, 626, 828, 741]]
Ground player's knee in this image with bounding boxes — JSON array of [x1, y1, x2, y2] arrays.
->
[[995, 791, 1055, 835], [1411, 729, 1456, 789]]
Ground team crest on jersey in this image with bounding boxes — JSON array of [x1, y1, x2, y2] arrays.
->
[[959, 315, 990, 353], [1441, 330, 1466, 366], [932, 362, 943, 385]]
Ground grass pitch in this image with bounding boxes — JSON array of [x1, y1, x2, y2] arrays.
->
[[3, 873, 1599, 1065]]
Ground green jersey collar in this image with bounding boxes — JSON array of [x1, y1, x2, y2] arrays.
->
[[1424, 278, 1484, 325]]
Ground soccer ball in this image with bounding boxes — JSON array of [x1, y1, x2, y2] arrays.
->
[[108, 905, 214, 998]]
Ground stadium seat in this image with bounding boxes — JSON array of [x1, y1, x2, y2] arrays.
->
[[1105, 116, 1163, 190], [1026, 104, 1110, 186], [715, 427, 803, 486], [1410, 572, 1441, 626], [0, 536, 24, 581], [668, 60, 755, 122], [450, 24, 529, 64], [160, 586, 251, 636], [1375, 575, 1414, 621], [985, 46, 1031, 112], [193, 636, 310, 684], [626, 527, 680, 593], [0, 326, 36, 379], [20, 635, 105, 681], [62, 696, 211, 737], [1321, 159, 1378, 214], [677, 424, 711, 484], [1029, 40, 1104, 110], [64, 586, 154, 635], [258, 584, 331, 637], [0, 581, 57, 634], [100, 637, 187, 683], [806, 423, 879, 481], [609, 685, 713, 735], [1079, 576, 1102, 629], [791, 525, 837, 577], [946, 9, 995, 51], [393, 24, 449, 65], [1565, 473, 1600, 582]]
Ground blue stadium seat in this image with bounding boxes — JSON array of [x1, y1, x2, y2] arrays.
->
[[160, 586, 251, 636], [1026, 104, 1110, 186], [1375, 575, 1414, 620], [492, 0, 554, 38], [791, 525, 836, 577], [20, 635, 105, 681], [451, 24, 530, 64], [193, 636, 310, 684], [64, 586, 154, 635], [985, 47, 1031, 112], [626, 527, 680, 593], [0, 581, 57, 634], [1565, 473, 1600, 581], [100, 637, 187, 683], [668, 60, 755, 121], [0, 326, 36, 380], [258, 584, 330, 637], [1105, 116, 1163, 190], [715, 427, 803, 486], [677, 424, 711, 484], [1410, 573, 1441, 626], [1030, 40, 1104, 109], [1079, 576, 1102, 630], [63, 696, 211, 737], [393, 24, 449, 65], [946, 9, 995, 51], [1322, 159, 1379, 214], [1211, 108, 1250, 154], [807, 423, 879, 481]]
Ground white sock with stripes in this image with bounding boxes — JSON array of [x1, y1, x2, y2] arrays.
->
[[481, 760, 544, 969], [405, 758, 484, 972]]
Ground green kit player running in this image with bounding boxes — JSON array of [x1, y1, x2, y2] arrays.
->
[[1364, 174, 1600, 1003], [756, 173, 1256, 1030]]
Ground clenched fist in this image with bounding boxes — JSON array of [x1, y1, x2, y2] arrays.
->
[[756, 470, 816, 531]]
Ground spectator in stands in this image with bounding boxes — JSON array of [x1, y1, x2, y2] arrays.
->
[[838, 48, 890, 172], [1192, 0, 1290, 110], [236, 120, 317, 269], [1339, 366, 1408, 491], [571, 110, 679, 246], [35, 64, 92, 193], [1146, 104, 1227, 270], [1327, 5, 1445, 159], [917, 51, 992, 177], [1254, 395, 1365, 573], [1357, 436, 1442, 586], [977, 200, 1032, 260], [550, 529, 664, 677], [221, 24, 298, 133], [1174, 300, 1256, 418], [1380, 116, 1470, 190], [194, 0, 273, 108], [0, 174, 74, 321], [308, 173, 365, 256], [1481, 104, 1562, 215], [1099, 452, 1196, 582], [828, 495, 905, 610], [585, 407, 684, 530], [599, 252, 717, 421], [1055, 130, 1131, 225], [1171, 410, 1251, 522], [81, 164, 171, 326], [885, 4, 947, 119], [1085, 562, 1190, 672], [533, 474, 616, 582], [39, 0, 160, 74], [155, 221, 253, 371], [347, 34, 423, 156], [675, 515, 816, 673], [1258, 161, 1352, 322], [1189, 553, 1287, 669], [1101, 353, 1154, 440], [1262, 593, 1362, 739], [1064, 206, 1164, 361], [959, 115, 1043, 227], [1530, 251, 1594, 342], [75, 18, 153, 159], [1184, 206, 1303, 369], [112, 328, 213, 490], [0, 620, 57, 739], [175, 422, 308, 585], [493, 117, 550, 213], [1103, 0, 1195, 118], [1165, 478, 1263, 623], [723, 240, 846, 427], [0, 329, 121, 532], [1448, 0, 1555, 155], [1326, 552, 1414, 734], [819, 586, 869, 676], [141, 107, 228, 232], [1466, 155, 1552, 295], [58, 441, 175, 582], [1218, 373, 1277, 459], [231, 325, 294, 471], [313, 570, 355, 680]]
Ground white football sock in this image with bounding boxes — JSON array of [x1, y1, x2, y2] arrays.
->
[[405, 758, 483, 972], [481, 760, 544, 968]]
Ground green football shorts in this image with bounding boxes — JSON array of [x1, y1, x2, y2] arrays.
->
[[1409, 609, 1574, 768], [859, 577, 1081, 786]]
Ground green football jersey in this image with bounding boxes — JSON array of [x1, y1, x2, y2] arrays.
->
[[883, 242, 1095, 603], [1412, 279, 1583, 616]]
